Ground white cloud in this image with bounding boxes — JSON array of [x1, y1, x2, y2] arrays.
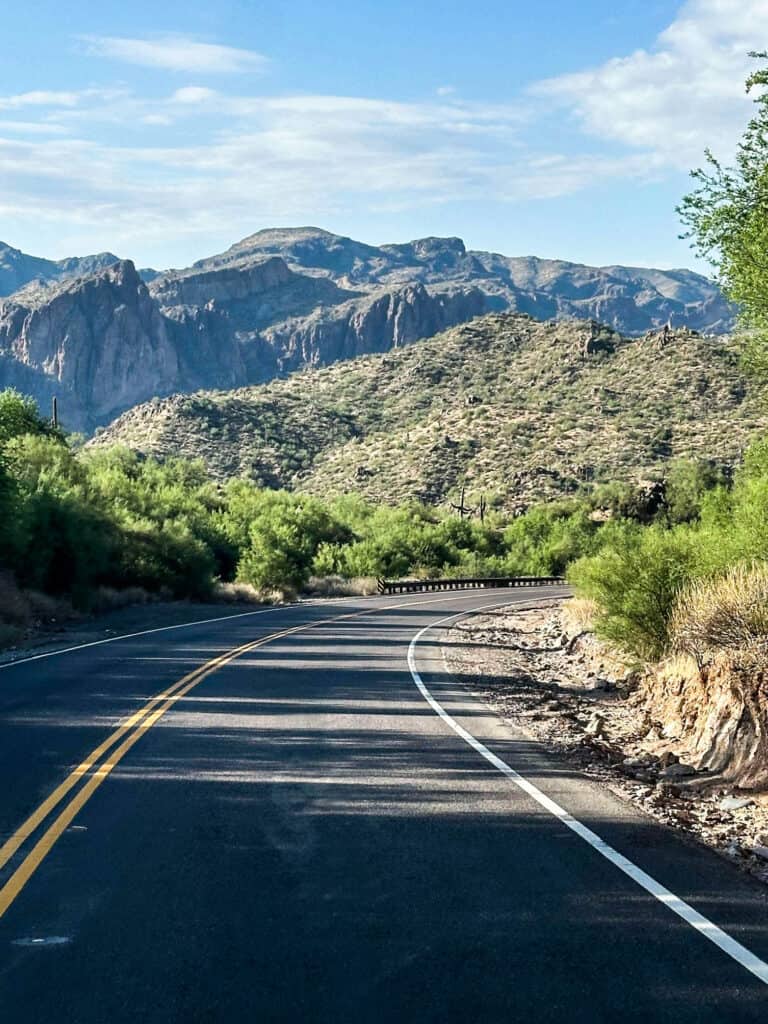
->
[[80, 34, 269, 74], [0, 120, 70, 135], [171, 86, 218, 104], [0, 88, 583, 253], [532, 0, 768, 167], [0, 90, 82, 110]]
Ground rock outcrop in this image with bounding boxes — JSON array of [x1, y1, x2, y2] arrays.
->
[[0, 262, 183, 429], [0, 228, 738, 430], [642, 655, 768, 790]]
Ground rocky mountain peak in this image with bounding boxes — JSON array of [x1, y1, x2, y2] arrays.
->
[[411, 236, 467, 258]]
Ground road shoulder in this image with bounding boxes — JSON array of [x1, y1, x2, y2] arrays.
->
[[441, 598, 768, 889]]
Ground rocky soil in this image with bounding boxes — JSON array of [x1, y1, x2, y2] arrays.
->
[[444, 600, 768, 886]]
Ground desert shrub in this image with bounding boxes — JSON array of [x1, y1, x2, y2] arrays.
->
[[0, 459, 21, 568], [503, 503, 598, 576], [4, 435, 120, 600], [669, 563, 768, 663], [118, 521, 216, 600], [664, 459, 729, 525], [232, 489, 347, 590], [85, 448, 238, 581], [569, 525, 698, 660]]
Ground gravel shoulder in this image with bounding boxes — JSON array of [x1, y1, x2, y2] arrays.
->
[[443, 598, 768, 886]]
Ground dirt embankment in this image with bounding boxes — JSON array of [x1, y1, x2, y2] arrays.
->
[[443, 601, 768, 884], [645, 655, 768, 791]]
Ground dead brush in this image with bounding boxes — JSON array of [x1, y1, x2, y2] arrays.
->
[[562, 597, 598, 634], [669, 563, 768, 666], [303, 576, 379, 598]]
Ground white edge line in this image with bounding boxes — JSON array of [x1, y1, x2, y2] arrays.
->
[[407, 605, 768, 988]]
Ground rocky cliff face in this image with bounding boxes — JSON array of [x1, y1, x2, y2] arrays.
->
[[258, 283, 490, 375], [0, 262, 183, 429], [0, 228, 737, 430]]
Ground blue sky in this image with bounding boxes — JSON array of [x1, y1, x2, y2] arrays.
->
[[0, 0, 764, 271]]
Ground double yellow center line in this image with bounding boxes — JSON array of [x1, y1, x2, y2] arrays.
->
[[0, 610, 361, 920], [0, 590, 523, 921]]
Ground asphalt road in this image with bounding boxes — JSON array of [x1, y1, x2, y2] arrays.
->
[[0, 587, 767, 1022]]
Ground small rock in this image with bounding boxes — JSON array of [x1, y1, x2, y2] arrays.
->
[[659, 762, 696, 779], [718, 795, 755, 812], [751, 845, 768, 862], [584, 713, 605, 738], [589, 677, 610, 692], [622, 756, 648, 769]]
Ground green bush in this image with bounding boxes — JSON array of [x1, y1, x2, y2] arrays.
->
[[569, 526, 698, 660], [503, 503, 598, 576]]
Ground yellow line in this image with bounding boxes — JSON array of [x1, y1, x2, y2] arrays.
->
[[0, 590, 529, 920], [0, 637, 260, 874], [0, 619, 317, 919]]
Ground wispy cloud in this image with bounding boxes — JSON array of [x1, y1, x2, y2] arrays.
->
[[0, 90, 83, 110], [80, 34, 269, 74], [531, 0, 768, 167], [0, 87, 581, 253], [0, 85, 652, 251]]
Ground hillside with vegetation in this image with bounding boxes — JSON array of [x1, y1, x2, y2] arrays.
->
[[92, 311, 768, 510]]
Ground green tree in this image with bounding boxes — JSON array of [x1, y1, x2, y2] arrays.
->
[[678, 52, 768, 366], [0, 390, 60, 446]]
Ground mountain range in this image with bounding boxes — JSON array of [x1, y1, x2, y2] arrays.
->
[[0, 228, 734, 432]]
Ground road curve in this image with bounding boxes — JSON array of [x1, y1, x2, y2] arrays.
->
[[0, 587, 767, 1022]]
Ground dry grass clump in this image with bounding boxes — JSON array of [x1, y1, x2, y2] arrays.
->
[[562, 597, 598, 633], [213, 581, 266, 604], [303, 576, 379, 598], [90, 586, 153, 613], [670, 563, 768, 665], [213, 581, 297, 605]]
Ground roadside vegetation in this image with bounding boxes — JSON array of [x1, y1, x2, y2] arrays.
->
[[3, 380, 766, 660], [572, 52, 768, 671]]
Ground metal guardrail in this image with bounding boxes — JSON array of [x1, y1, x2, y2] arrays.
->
[[376, 575, 565, 595]]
